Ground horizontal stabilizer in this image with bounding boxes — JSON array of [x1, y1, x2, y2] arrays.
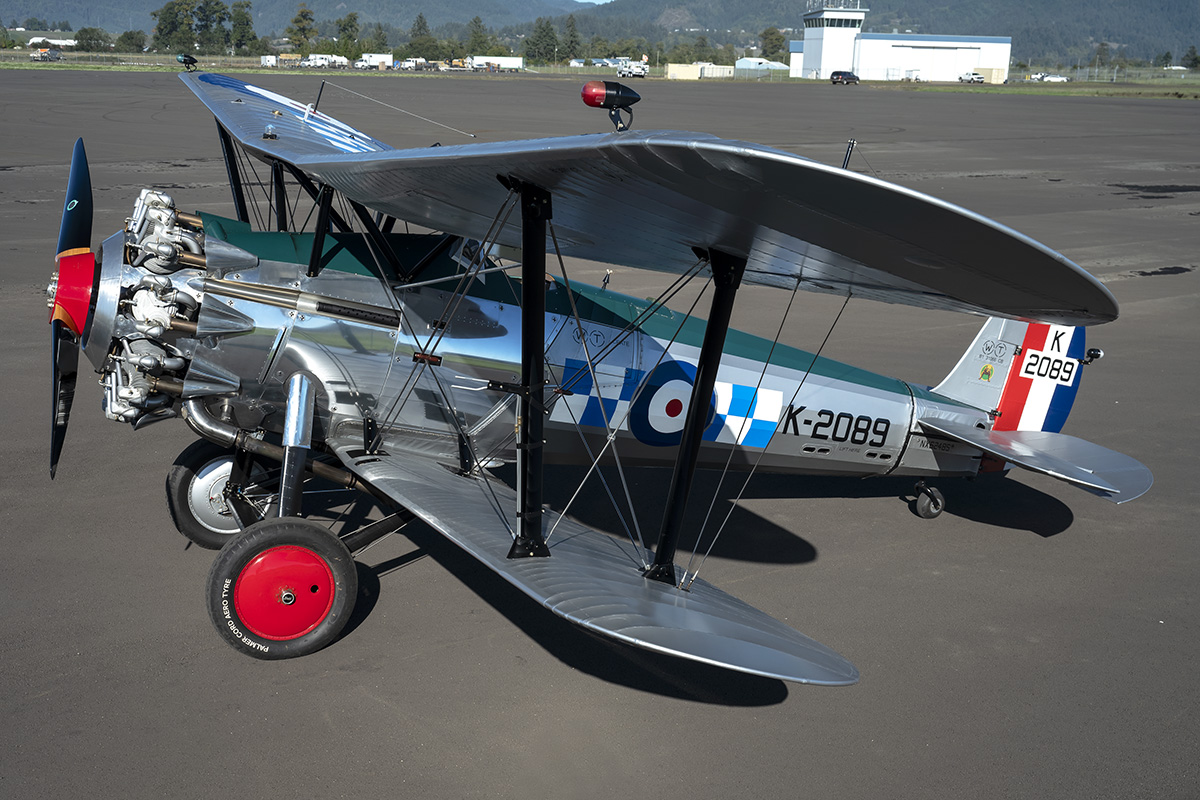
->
[[918, 419, 1152, 503], [331, 444, 858, 685]]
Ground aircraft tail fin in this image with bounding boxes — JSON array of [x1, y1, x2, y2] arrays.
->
[[934, 318, 1085, 433]]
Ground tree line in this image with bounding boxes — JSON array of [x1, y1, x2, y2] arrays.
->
[[1087, 41, 1200, 70], [9, 17, 72, 31], [15, 1, 1197, 72], [124, 0, 788, 65]]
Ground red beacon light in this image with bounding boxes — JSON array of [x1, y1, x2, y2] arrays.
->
[[581, 81, 641, 132]]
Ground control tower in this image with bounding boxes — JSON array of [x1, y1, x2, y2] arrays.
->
[[801, 0, 868, 79]]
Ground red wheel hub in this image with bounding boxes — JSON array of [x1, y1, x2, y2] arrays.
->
[[234, 545, 336, 640]]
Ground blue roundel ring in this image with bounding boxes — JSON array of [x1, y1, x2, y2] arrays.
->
[[628, 360, 717, 447]]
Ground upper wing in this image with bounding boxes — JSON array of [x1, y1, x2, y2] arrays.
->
[[328, 440, 858, 685], [182, 73, 1117, 327]]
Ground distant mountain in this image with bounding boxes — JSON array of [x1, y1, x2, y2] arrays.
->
[[845, 0, 1200, 63], [577, 0, 1200, 62], [7, 0, 1198, 62], [5, 0, 584, 39]]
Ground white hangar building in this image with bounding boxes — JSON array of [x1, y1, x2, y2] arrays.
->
[[789, 0, 1012, 83]]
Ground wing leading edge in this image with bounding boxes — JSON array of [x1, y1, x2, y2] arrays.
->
[[329, 443, 859, 685], [181, 73, 1118, 327]]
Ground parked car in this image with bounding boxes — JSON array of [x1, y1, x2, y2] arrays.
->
[[830, 71, 859, 85], [959, 72, 985, 83], [617, 62, 648, 78], [1042, 74, 1070, 82]]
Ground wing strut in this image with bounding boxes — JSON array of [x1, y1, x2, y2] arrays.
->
[[644, 249, 747, 584], [215, 123, 250, 224], [270, 160, 288, 231], [509, 178, 552, 559]]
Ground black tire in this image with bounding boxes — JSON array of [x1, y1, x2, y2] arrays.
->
[[166, 439, 273, 550], [916, 486, 946, 519], [206, 518, 358, 660]]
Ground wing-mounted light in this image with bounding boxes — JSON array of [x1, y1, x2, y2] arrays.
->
[[581, 81, 641, 132]]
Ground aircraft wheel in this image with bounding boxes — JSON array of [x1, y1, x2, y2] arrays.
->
[[166, 440, 273, 550], [206, 518, 357, 660], [915, 483, 946, 520]]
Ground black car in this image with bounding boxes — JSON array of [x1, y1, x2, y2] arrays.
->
[[830, 71, 859, 85]]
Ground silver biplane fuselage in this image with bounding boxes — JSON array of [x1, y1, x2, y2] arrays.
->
[[90, 208, 981, 486]]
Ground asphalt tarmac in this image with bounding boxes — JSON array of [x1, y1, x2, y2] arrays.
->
[[3, 70, 1197, 799]]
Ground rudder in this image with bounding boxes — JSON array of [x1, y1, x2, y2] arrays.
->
[[933, 318, 1086, 433], [993, 324, 1085, 433]]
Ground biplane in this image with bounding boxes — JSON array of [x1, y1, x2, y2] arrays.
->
[[47, 73, 1151, 685]]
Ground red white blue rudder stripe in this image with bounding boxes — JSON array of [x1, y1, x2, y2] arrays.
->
[[993, 324, 1085, 433]]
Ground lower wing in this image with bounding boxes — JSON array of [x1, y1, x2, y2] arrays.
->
[[329, 441, 858, 685]]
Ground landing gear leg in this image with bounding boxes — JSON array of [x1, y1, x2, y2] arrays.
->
[[914, 481, 945, 520]]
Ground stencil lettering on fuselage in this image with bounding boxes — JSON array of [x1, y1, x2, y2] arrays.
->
[[549, 358, 783, 448]]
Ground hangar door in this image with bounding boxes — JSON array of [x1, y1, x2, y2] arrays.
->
[[896, 45, 980, 81]]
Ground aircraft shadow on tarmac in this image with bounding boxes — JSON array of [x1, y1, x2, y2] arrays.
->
[[275, 482, 786, 702], [521, 465, 1075, 552], [347, 527, 791, 706], [301, 464, 1072, 701]]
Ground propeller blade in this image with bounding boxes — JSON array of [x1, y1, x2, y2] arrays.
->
[[50, 319, 80, 479], [50, 138, 94, 479], [56, 138, 92, 258]]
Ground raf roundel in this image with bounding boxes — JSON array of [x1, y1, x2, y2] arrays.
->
[[629, 361, 716, 447]]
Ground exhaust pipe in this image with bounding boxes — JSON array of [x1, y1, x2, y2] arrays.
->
[[180, 399, 393, 507]]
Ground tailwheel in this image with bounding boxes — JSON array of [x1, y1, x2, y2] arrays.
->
[[166, 439, 274, 550], [206, 518, 358, 659], [914, 481, 946, 520]]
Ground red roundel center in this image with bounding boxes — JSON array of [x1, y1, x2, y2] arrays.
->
[[665, 398, 683, 418]]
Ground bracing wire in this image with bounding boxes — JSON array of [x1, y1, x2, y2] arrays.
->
[[546, 274, 714, 546], [682, 290, 854, 590], [849, 142, 882, 180], [234, 146, 268, 231], [365, 191, 517, 454], [683, 278, 804, 582], [424, 366, 516, 538], [542, 222, 647, 556], [320, 81, 478, 140], [540, 360, 644, 559], [466, 259, 707, 473]]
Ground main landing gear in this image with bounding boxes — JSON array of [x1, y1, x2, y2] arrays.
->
[[168, 422, 414, 658], [206, 517, 358, 659], [166, 439, 273, 550], [914, 480, 946, 520]]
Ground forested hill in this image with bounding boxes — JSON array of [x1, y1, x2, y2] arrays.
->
[[580, 0, 1200, 63], [4, 0, 583, 39], [9, 0, 1199, 63]]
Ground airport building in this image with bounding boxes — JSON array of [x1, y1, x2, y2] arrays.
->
[[789, 0, 1012, 83]]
